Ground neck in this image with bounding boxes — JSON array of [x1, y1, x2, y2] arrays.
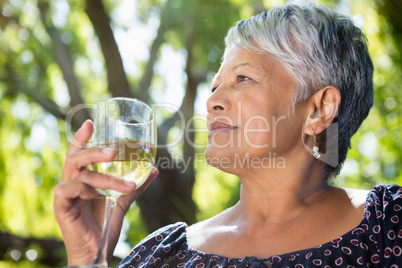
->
[[234, 154, 331, 226]]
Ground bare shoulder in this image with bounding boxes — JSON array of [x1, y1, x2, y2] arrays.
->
[[186, 217, 212, 239], [343, 188, 369, 208], [187, 207, 236, 250]]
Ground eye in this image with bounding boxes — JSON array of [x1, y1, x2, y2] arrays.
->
[[211, 86, 218, 93], [237, 75, 250, 82]]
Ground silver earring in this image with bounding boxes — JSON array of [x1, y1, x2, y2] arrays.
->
[[313, 131, 321, 159]]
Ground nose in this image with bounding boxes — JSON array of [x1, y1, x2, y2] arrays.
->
[[206, 86, 231, 114]]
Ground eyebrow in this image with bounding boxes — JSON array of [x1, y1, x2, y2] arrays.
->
[[211, 62, 262, 85]]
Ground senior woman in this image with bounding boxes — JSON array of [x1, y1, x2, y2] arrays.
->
[[54, 4, 402, 268]]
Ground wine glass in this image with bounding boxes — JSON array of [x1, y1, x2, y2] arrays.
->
[[69, 97, 156, 267]]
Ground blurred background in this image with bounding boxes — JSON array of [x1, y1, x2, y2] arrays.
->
[[0, 0, 401, 266]]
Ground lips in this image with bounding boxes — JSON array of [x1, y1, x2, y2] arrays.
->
[[208, 121, 237, 136]]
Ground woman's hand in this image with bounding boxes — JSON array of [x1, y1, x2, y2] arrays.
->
[[54, 120, 159, 265]]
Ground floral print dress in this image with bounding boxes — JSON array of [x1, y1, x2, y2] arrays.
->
[[119, 184, 402, 268]]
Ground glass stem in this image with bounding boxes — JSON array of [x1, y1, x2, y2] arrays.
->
[[92, 195, 118, 267]]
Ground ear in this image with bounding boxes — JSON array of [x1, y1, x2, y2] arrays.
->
[[304, 86, 341, 136]]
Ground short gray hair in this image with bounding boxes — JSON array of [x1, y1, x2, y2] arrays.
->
[[225, 4, 374, 177]]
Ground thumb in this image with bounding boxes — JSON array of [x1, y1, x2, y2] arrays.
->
[[67, 120, 94, 155]]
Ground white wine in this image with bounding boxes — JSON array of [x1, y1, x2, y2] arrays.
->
[[89, 140, 155, 197]]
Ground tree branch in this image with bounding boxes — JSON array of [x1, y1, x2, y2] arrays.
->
[[37, 0, 90, 127], [5, 72, 82, 128], [138, 17, 165, 103], [138, 0, 175, 103], [85, 0, 132, 98], [179, 12, 198, 193], [136, 10, 201, 231], [25, 90, 66, 121]]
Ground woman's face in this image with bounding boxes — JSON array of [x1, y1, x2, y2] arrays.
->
[[204, 46, 307, 174]]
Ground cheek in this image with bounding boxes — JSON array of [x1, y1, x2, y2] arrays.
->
[[241, 113, 277, 148], [269, 115, 305, 153]]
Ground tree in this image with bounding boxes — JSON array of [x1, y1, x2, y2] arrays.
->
[[0, 0, 245, 265]]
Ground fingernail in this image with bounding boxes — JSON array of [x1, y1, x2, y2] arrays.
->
[[151, 167, 159, 176], [101, 148, 115, 155], [78, 119, 92, 131], [124, 180, 136, 187]]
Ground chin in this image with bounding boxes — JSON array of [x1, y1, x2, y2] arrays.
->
[[204, 145, 233, 169]]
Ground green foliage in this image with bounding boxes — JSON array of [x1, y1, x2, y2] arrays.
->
[[331, 0, 402, 189]]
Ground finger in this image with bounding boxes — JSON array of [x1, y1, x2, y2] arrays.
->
[[63, 147, 116, 181], [66, 120, 93, 155], [74, 170, 137, 194], [54, 181, 101, 215]]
